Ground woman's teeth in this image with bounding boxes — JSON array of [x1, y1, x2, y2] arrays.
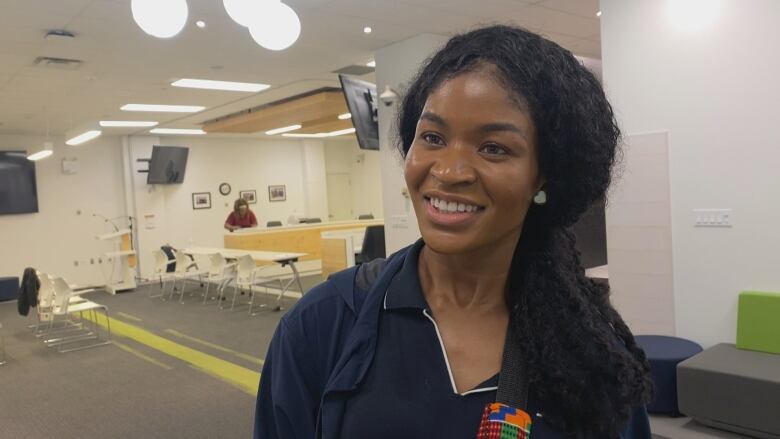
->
[[429, 197, 481, 213]]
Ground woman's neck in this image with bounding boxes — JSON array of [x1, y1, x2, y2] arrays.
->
[[418, 236, 518, 312]]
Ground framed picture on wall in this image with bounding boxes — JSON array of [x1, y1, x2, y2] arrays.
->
[[192, 192, 212, 210], [268, 185, 286, 202], [239, 190, 257, 204]]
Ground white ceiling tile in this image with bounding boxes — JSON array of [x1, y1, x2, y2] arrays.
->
[[539, 0, 600, 19]]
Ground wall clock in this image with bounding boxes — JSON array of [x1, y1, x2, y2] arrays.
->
[[219, 182, 231, 196]]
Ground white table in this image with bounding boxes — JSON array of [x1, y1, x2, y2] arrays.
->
[[181, 247, 308, 305]]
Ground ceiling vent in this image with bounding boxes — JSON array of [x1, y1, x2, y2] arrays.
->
[[33, 56, 83, 70], [45, 29, 77, 40], [332, 64, 375, 76]]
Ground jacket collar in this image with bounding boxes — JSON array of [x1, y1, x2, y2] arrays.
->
[[383, 239, 428, 311]]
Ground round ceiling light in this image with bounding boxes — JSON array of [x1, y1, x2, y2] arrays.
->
[[248, 2, 301, 51], [131, 0, 189, 38], [223, 0, 267, 27]]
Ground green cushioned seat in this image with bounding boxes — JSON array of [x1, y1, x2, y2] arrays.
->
[[736, 291, 780, 355]]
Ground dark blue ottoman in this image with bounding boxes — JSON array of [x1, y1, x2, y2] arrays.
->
[[0, 276, 19, 302], [636, 335, 703, 415]]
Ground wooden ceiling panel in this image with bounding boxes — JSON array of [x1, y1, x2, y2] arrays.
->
[[202, 89, 350, 134]]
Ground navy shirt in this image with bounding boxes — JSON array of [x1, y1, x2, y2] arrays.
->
[[254, 240, 652, 439]]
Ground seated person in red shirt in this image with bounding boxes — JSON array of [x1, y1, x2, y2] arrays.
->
[[224, 198, 258, 231]]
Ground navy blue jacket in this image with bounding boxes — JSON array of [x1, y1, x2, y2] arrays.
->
[[254, 243, 652, 438]]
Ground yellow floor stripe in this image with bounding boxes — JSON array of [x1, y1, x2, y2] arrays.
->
[[114, 341, 173, 370], [84, 313, 260, 396], [117, 312, 143, 322], [164, 329, 264, 366]]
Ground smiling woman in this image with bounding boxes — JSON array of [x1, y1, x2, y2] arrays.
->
[[254, 25, 653, 439]]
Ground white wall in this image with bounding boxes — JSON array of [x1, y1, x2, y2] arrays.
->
[[375, 33, 448, 253], [601, 0, 780, 347], [0, 135, 127, 285], [607, 132, 675, 336], [324, 139, 384, 219], [127, 135, 317, 278]]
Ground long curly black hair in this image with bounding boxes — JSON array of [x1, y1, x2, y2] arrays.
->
[[397, 25, 654, 437]]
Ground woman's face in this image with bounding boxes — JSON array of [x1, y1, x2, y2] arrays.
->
[[238, 204, 248, 214], [404, 68, 543, 255]]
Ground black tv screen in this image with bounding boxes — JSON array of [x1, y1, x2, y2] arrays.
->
[[0, 151, 39, 215], [339, 75, 379, 150], [147, 146, 189, 184]]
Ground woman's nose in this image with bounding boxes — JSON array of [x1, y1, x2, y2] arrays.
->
[[429, 145, 477, 185]]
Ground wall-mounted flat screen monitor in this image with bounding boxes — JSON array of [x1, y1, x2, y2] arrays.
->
[[0, 151, 39, 215], [339, 74, 379, 150], [147, 146, 189, 184]]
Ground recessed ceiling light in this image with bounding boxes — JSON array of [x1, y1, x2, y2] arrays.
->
[[171, 78, 270, 92], [121, 104, 205, 113], [99, 120, 159, 127], [150, 128, 206, 135], [27, 142, 54, 161], [66, 130, 102, 146], [266, 124, 302, 135], [282, 127, 356, 138], [596, 10, 602, 17], [363, 26, 372, 34], [328, 127, 356, 137], [366, 60, 376, 68], [283, 133, 329, 138], [338, 113, 352, 120], [196, 20, 206, 28]]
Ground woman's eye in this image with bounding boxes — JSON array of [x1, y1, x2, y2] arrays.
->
[[480, 143, 508, 155], [422, 133, 444, 145]]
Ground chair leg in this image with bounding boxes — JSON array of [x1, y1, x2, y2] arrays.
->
[[248, 285, 256, 315], [231, 284, 239, 311], [179, 278, 188, 304], [202, 281, 211, 305]]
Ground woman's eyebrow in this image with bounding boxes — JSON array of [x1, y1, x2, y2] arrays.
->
[[478, 122, 527, 139], [419, 111, 448, 128]]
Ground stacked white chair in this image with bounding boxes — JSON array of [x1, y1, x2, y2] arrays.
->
[[168, 249, 208, 303], [203, 253, 237, 305], [223, 255, 283, 315], [150, 250, 176, 298], [44, 277, 111, 353]]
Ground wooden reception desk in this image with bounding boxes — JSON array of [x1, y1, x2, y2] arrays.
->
[[224, 219, 383, 263]]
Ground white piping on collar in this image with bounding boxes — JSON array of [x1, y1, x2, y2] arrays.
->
[[422, 309, 497, 397]]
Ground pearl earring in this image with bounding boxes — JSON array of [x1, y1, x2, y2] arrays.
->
[[533, 190, 547, 205]]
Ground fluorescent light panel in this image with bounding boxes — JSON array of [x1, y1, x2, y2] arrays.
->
[[338, 113, 352, 120], [100, 120, 159, 127], [172, 78, 270, 93], [265, 124, 302, 135], [121, 104, 205, 113], [150, 128, 205, 135], [66, 130, 102, 146], [282, 127, 356, 138], [366, 60, 376, 68], [27, 147, 53, 161]]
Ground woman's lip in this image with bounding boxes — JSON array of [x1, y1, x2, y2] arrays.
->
[[423, 197, 482, 226]]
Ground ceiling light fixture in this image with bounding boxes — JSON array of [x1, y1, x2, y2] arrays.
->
[[121, 104, 205, 113], [667, 0, 722, 32], [27, 142, 54, 161], [196, 20, 206, 28], [99, 121, 159, 127], [328, 127, 356, 137], [249, 2, 301, 51], [131, 0, 188, 38], [266, 124, 302, 135], [66, 130, 102, 146], [172, 78, 270, 92], [282, 133, 329, 138], [364, 26, 372, 34], [150, 128, 206, 135], [223, 0, 263, 27], [596, 10, 602, 17], [366, 60, 376, 68], [338, 113, 352, 120]]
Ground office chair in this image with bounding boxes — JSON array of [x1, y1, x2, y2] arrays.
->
[[266, 221, 282, 227], [356, 225, 386, 264]]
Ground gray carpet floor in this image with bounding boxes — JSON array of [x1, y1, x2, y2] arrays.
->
[[0, 275, 324, 439]]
